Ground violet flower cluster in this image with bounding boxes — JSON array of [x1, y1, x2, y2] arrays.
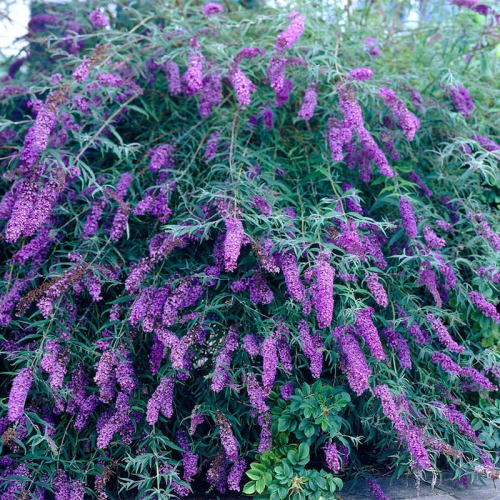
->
[[365, 272, 388, 307]]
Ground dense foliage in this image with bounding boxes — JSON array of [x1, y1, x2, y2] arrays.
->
[[1, 1, 500, 499]]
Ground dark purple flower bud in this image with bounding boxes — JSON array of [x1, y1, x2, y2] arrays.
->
[[8, 57, 25, 78], [366, 479, 390, 500], [97, 392, 130, 448], [280, 382, 293, 400], [472, 133, 500, 152], [133, 194, 155, 216], [205, 131, 221, 161], [404, 427, 432, 470], [12, 230, 53, 265], [149, 335, 165, 376], [22, 180, 61, 237], [0, 184, 17, 221], [475, 219, 500, 251], [86, 270, 102, 301], [262, 108, 274, 130], [427, 314, 464, 353], [115, 349, 137, 395], [250, 196, 272, 217], [341, 183, 363, 214], [328, 118, 350, 163], [408, 171, 432, 197], [248, 271, 274, 305], [274, 79, 293, 108], [73, 96, 89, 112], [53, 470, 71, 500], [277, 328, 293, 371]]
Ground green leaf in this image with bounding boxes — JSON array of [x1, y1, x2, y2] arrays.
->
[[256, 477, 267, 494], [332, 477, 343, 490], [247, 470, 264, 481], [278, 418, 290, 432], [243, 482, 257, 495], [315, 475, 326, 489], [287, 450, 299, 465], [298, 442, 310, 461], [252, 463, 267, 472], [283, 461, 292, 477]]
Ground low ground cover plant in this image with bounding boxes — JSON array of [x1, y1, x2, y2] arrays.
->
[[1, 0, 500, 499]]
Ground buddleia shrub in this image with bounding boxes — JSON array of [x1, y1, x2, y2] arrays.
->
[[1, 0, 500, 499]]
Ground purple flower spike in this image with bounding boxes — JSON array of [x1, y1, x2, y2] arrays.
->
[[275, 11, 305, 52], [399, 197, 418, 239], [298, 85, 317, 120], [8, 368, 33, 422], [469, 291, 500, 324]]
